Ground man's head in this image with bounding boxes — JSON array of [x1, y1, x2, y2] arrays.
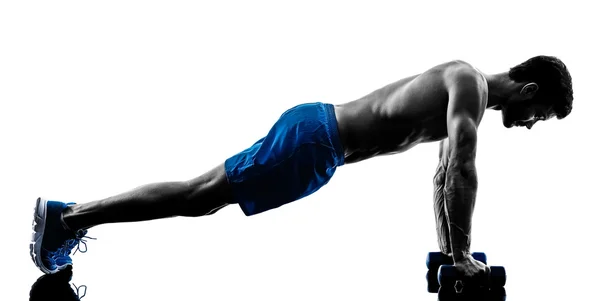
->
[[498, 55, 573, 129]]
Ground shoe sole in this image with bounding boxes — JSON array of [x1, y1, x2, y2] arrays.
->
[[30, 197, 72, 274]]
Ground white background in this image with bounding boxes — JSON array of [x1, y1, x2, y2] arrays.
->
[[1, 0, 598, 300]]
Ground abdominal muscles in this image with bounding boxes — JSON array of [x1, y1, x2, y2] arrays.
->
[[342, 116, 447, 164]]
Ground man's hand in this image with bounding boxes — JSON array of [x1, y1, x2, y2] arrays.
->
[[454, 254, 490, 285]]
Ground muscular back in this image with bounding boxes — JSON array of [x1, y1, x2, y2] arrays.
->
[[334, 60, 488, 164]]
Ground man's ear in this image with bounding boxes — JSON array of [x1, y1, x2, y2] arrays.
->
[[520, 82, 538, 97]]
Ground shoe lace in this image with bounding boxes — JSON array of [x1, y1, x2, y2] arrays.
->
[[70, 230, 96, 255], [71, 283, 88, 299], [51, 230, 97, 259]]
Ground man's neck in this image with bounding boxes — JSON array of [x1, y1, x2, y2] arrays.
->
[[484, 72, 512, 109]]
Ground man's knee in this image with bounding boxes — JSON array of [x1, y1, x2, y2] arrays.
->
[[205, 203, 229, 215], [186, 163, 233, 197], [180, 163, 235, 216]]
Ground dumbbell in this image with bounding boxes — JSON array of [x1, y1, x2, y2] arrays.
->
[[437, 264, 506, 289], [437, 285, 506, 301]]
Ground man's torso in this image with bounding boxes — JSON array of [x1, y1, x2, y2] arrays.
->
[[334, 60, 488, 164]]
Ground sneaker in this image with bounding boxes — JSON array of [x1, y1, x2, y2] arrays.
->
[[30, 197, 94, 274]]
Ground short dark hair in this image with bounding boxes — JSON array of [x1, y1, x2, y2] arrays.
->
[[508, 55, 573, 119]]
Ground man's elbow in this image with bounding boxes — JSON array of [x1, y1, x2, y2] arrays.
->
[[446, 161, 478, 185], [447, 146, 477, 171], [447, 124, 477, 165]]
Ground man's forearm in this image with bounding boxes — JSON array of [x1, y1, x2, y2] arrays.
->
[[433, 164, 452, 255], [444, 164, 478, 262]]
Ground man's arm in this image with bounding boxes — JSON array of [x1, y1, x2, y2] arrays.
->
[[443, 70, 484, 263], [433, 139, 451, 255]]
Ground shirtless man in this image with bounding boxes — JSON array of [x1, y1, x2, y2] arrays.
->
[[30, 55, 573, 283]]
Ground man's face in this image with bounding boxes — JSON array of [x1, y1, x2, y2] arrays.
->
[[501, 101, 555, 130]]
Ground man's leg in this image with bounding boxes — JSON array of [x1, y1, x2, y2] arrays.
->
[[31, 163, 234, 274], [62, 163, 234, 232]]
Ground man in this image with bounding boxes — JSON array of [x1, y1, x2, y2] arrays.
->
[[30, 55, 573, 283]]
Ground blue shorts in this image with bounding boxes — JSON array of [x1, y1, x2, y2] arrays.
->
[[224, 102, 345, 216]]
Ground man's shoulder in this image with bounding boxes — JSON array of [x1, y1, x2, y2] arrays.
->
[[442, 60, 485, 85], [442, 61, 487, 123], [437, 60, 488, 106]]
